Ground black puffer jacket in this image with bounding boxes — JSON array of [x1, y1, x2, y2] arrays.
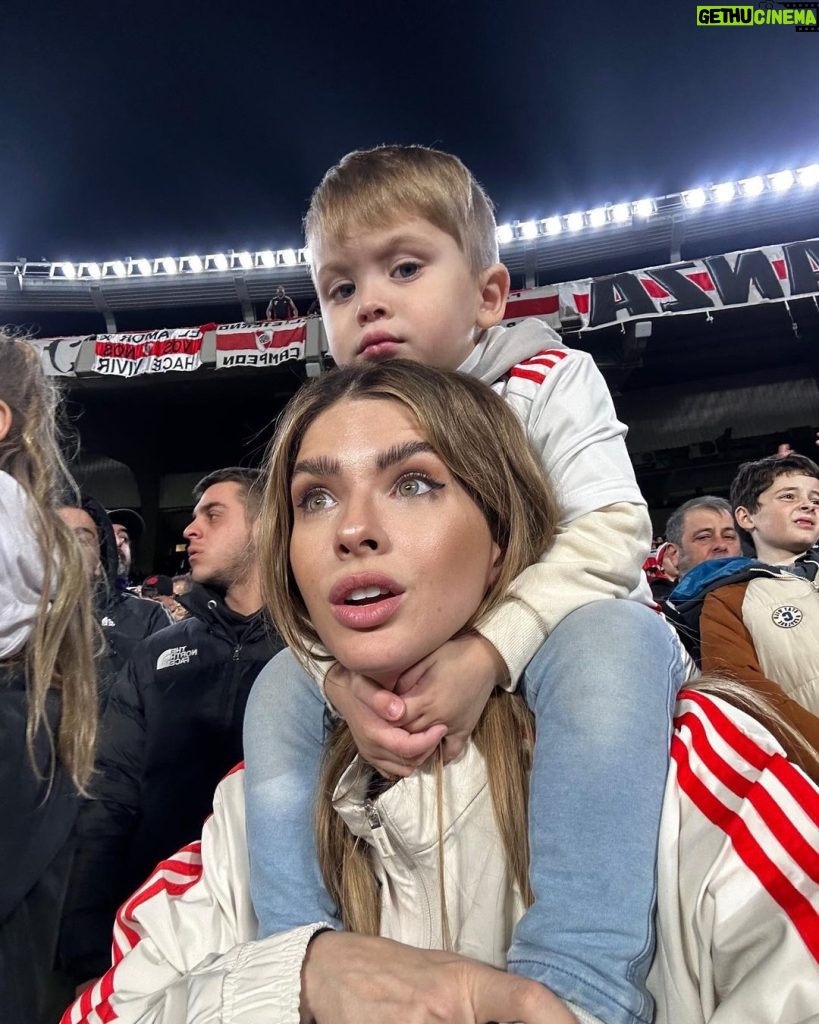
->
[[0, 663, 78, 1023], [59, 584, 282, 983]]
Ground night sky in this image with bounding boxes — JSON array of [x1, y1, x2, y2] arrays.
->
[[4, 0, 819, 263]]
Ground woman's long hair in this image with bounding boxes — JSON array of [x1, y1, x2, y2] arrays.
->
[[258, 359, 559, 934], [0, 335, 97, 791]]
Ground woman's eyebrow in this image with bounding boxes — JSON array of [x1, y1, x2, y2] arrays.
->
[[292, 455, 342, 478], [376, 441, 435, 471]]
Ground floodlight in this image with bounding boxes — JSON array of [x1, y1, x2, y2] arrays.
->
[[739, 176, 765, 197], [682, 188, 707, 209], [57, 262, 76, 279], [186, 255, 204, 273], [519, 220, 538, 240], [280, 249, 297, 266], [111, 261, 127, 278], [161, 257, 178, 275], [86, 263, 102, 279], [633, 199, 655, 218], [298, 247, 311, 264], [544, 217, 563, 236], [769, 169, 794, 192], [136, 259, 152, 276], [566, 212, 585, 232], [496, 224, 514, 245], [212, 253, 229, 271], [798, 164, 819, 188], [712, 181, 735, 203], [258, 250, 276, 268], [236, 251, 254, 269], [588, 207, 607, 228], [610, 203, 630, 224]]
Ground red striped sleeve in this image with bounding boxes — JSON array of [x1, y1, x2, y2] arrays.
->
[[508, 348, 568, 385], [672, 690, 819, 961]]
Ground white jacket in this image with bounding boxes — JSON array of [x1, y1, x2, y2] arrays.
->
[[0, 470, 50, 658], [62, 691, 819, 1024], [458, 321, 655, 685]]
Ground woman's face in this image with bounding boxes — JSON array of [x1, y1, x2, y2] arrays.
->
[[289, 397, 501, 686]]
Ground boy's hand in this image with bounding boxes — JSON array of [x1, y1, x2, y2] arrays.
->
[[325, 635, 506, 777]]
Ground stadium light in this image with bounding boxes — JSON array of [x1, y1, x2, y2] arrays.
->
[[161, 257, 178, 275], [566, 212, 585, 232], [111, 260, 127, 278], [236, 251, 254, 270], [258, 250, 276, 268], [632, 199, 655, 218], [682, 188, 707, 209], [543, 216, 562, 236], [769, 169, 795, 192], [588, 207, 607, 228], [86, 262, 102, 279], [798, 164, 819, 188], [739, 176, 765, 197], [519, 220, 538, 240], [610, 203, 630, 224], [495, 224, 514, 245], [211, 253, 229, 271], [136, 258, 152, 276], [185, 255, 204, 273], [280, 249, 297, 266], [712, 181, 735, 203], [298, 247, 311, 265]]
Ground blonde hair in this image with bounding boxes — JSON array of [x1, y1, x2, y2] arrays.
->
[[304, 145, 500, 275], [258, 359, 558, 933], [0, 335, 97, 792]]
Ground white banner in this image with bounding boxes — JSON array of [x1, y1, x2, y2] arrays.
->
[[92, 327, 206, 376], [215, 319, 307, 370]]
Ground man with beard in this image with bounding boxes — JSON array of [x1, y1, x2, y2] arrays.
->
[[58, 469, 283, 993]]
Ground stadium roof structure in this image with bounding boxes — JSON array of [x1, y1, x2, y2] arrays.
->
[[3, 162, 819, 334]]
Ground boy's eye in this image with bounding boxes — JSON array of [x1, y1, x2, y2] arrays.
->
[[392, 261, 421, 280], [329, 282, 355, 301]]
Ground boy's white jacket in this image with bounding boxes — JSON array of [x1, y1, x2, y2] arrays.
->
[[459, 321, 655, 684], [63, 691, 819, 1024], [0, 470, 51, 658]]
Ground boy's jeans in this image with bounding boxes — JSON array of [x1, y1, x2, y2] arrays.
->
[[244, 600, 682, 1024]]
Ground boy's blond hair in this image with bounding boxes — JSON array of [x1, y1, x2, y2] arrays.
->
[[304, 144, 499, 274]]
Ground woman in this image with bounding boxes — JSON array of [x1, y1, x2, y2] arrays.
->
[[1, 335, 98, 1022], [62, 361, 819, 1024]]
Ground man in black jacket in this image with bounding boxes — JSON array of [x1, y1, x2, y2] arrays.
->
[[59, 468, 283, 989]]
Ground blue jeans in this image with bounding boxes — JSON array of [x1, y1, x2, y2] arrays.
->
[[243, 600, 682, 1024]]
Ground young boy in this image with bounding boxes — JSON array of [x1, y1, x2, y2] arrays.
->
[[696, 453, 819, 760], [244, 146, 685, 1024]]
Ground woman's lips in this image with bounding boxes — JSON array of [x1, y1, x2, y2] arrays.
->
[[329, 572, 404, 629], [330, 593, 403, 629]]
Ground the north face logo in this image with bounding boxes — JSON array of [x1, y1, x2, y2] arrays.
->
[[101, 616, 116, 628], [156, 646, 199, 670]]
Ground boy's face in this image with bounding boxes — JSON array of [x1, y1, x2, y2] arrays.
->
[[736, 472, 819, 558], [312, 217, 506, 370]]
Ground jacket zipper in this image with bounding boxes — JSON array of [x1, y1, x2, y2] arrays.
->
[[364, 799, 395, 858]]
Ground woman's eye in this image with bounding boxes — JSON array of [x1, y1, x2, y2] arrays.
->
[[299, 489, 336, 513], [394, 475, 441, 498], [392, 261, 421, 280]]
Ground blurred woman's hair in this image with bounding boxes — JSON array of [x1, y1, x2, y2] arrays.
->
[[0, 335, 97, 791]]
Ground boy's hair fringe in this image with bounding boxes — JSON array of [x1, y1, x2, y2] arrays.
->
[[304, 144, 499, 275]]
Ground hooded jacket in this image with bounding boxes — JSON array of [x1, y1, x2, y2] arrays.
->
[[78, 497, 170, 706], [0, 471, 77, 1022], [60, 690, 819, 1024], [58, 583, 283, 983], [667, 550, 819, 776]]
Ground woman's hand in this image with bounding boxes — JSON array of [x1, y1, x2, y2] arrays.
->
[[326, 634, 506, 777], [300, 931, 577, 1024]]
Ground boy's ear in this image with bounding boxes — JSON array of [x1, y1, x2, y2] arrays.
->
[[476, 262, 511, 329], [734, 505, 755, 533], [0, 400, 12, 443]]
